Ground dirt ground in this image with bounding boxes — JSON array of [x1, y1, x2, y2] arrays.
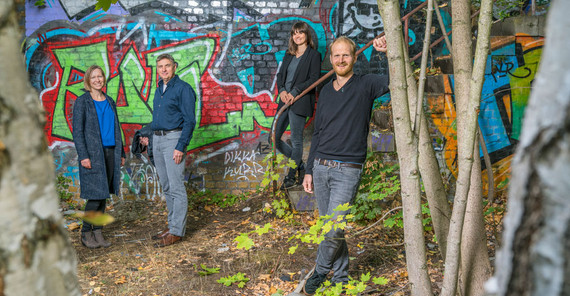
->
[[67, 192, 446, 296]]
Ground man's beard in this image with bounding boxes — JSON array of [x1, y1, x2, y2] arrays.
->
[[334, 63, 353, 77]]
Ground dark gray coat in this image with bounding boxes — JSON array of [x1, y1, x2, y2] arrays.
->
[[72, 92, 124, 200]]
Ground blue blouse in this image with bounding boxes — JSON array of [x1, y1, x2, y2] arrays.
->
[[93, 99, 116, 147]]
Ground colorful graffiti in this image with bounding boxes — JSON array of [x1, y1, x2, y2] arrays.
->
[[23, 0, 438, 195], [427, 34, 543, 189]]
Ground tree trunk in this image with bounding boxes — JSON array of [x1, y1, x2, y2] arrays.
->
[[460, 135, 492, 296], [0, 2, 80, 296], [378, 1, 433, 295], [440, 0, 475, 293], [488, 1, 570, 295], [441, 0, 494, 294], [403, 2, 452, 259], [459, 0, 494, 294]]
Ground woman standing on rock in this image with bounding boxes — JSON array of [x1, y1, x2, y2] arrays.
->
[[72, 65, 125, 249], [274, 22, 322, 189]]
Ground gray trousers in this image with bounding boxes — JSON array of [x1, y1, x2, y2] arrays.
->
[[153, 131, 188, 237], [312, 160, 362, 284]]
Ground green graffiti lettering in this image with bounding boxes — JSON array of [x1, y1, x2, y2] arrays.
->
[[510, 47, 541, 140], [114, 46, 153, 124], [188, 101, 273, 150], [52, 41, 110, 139]]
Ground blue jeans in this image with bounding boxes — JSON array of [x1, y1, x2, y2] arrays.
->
[[312, 160, 362, 283], [153, 131, 188, 237], [274, 109, 306, 170]]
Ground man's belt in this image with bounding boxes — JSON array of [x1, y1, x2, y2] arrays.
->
[[153, 128, 182, 136], [315, 158, 363, 169]]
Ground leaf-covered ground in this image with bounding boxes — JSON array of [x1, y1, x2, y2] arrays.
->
[[65, 188, 502, 296]]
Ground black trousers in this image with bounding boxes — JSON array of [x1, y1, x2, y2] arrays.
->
[[82, 147, 114, 232]]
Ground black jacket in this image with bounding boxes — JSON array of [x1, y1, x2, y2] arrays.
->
[[131, 125, 154, 165], [276, 46, 321, 117]]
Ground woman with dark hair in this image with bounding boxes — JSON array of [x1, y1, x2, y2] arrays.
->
[[72, 65, 125, 249], [274, 22, 322, 189]]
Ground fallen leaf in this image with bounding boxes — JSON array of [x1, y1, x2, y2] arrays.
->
[[68, 222, 80, 231], [115, 275, 127, 285]]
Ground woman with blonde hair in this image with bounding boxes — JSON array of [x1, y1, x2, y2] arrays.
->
[[72, 65, 125, 248]]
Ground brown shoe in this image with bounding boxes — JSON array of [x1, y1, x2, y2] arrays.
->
[[93, 229, 111, 248], [151, 228, 170, 240], [155, 234, 181, 247], [81, 231, 100, 249]]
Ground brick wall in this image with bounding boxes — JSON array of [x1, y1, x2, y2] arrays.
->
[[23, 0, 545, 200]]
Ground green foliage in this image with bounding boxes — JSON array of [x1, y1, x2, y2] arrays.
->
[[234, 223, 273, 250], [56, 175, 75, 209], [260, 153, 296, 190], [34, 0, 46, 7], [383, 203, 432, 231], [95, 0, 119, 11], [217, 272, 250, 288], [266, 198, 293, 220], [191, 190, 246, 208], [197, 264, 220, 276], [383, 210, 403, 229], [38, 0, 119, 11], [314, 272, 389, 296], [497, 178, 510, 190], [287, 204, 354, 254], [351, 156, 400, 223]]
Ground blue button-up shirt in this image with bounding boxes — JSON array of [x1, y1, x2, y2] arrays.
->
[[151, 75, 196, 152]]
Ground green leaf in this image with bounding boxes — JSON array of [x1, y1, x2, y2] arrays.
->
[[360, 272, 371, 282], [217, 276, 233, 286], [74, 212, 115, 226], [372, 276, 389, 285], [254, 223, 272, 236], [288, 245, 298, 254], [234, 233, 254, 250], [197, 264, 220, 276], [333, 203, 352, 212]]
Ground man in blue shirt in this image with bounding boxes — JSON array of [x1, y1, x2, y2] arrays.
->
[[302, 36, 389, 294], [140, 53, 196, 247]]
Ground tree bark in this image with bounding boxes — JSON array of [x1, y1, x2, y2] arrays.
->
[[460, 135, 492, 296], [459, 0, 494, 294], [488, 1, 570, 295], [440, 0, 475, 293], [403, 1, 452, 259], [0, 2, 80, 296], [378, 1, 433, 295]]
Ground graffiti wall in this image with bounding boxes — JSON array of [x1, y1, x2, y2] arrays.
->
[[426, 34, 543, 192], [24, 0, 429, 199]]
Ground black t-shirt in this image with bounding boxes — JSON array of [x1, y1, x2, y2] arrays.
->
[[306, 74, 389, 174]]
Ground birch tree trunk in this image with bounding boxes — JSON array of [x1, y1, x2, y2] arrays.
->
[[403, 3, 452, 259], [458, 0, 495, 293], [440, 0, 476, 293], [488, 1, 570, 294], [460, 135, 492, 296], [0, 2, 80, 296], [377, 1, 433, 295]]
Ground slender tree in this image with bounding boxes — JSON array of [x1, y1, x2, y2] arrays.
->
[[0, 1, 80, 295], [406, 0, 453, 259], [377, 1, 433, 295], [440, 0, 494, 294], [489, 1, 570, 294]]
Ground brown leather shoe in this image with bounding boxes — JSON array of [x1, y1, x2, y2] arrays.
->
[[155, 234, 181, 247], [151, 228, 170, 240]]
